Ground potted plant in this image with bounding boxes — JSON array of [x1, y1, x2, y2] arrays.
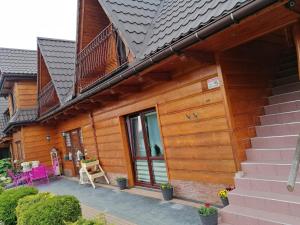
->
[[198, 203, 218, 225], [218, 189, 229, 207], [160, 183, 173, 201], [116, 177, 127, 190]]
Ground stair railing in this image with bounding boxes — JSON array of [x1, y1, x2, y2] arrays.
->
[[287, 134, 300, 191]]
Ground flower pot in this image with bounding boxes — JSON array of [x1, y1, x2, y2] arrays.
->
[[221, 197, 229, 207], [117, 179, 127, 190], [161, 187, 173, 201], [199, 212, 218, 225]]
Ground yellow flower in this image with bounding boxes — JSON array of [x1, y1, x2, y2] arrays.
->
[[218, 189, 228, 198]]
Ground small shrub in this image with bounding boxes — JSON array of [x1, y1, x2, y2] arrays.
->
[[0, 186, 38, 225], [67, 215, 112, 225], [0, 158, 12, 177], [0, 186, 4, 194], [160, 183, 173, 190], [198, 203, 217, 217], [17, 195, 81, 225], [16, 192, 53, 225]]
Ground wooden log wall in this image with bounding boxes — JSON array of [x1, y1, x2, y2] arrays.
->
[[90, 64, 237, 185], [14, 81, 37, 109], [218, 41, 281, 167]]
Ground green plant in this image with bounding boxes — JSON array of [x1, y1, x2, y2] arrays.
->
[[116, 177, 126, 182], [0, 158, 12, 177], [0, 186, 38, 225], [81, 159, 97, 164], [160, 183, 173, 190], [198, 203, 218, 217], [67, 215, 113, 225], [16, 192, 53, 224], [218, 189, 228, 199], [17, 195, 81, 225], [0, 186, 4, 195]]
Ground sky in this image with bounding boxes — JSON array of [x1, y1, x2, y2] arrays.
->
[[0, 0, 77, 50]]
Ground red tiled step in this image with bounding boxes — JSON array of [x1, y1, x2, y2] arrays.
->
[[235, 176, 300, 196], [272, 82, 300, 95], [260, 110, 300, 125], [264, 100, 300, 114], [256, 122, 300, 137], [241, 161, 297, 178], [221, 205, 300, 225], [269, 90, 300, 105], [228, 189, 300, 217], [246, 148, 294, 161], [251, 135, 298, 148]]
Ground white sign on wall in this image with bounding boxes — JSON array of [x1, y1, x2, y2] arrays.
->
[[207, 77, 220, 89]]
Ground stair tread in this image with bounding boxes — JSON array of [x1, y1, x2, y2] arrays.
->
[[261, 109, 300, 117], [256, 121, 300, 128], [252, 134, 298, 139], [266, 99, 300, 107], [236, 175, 300, 183], [269, 90, 300, 98], [222, 205, 300, 224], [242, 160, 292, 164], [230, 189, 300, 203], [273, 81, 300, 89]]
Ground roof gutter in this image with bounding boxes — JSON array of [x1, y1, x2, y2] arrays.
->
[[38, 0, 278, 122]]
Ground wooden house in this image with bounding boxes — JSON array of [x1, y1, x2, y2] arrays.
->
[[2, 0, 300, 223]]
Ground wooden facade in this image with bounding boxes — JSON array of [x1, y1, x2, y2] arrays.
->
[[4, 0, 300, 204]]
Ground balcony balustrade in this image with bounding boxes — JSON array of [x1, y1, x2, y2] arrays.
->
[[38, 81, 60, 115], [76, 24, 128, 92]]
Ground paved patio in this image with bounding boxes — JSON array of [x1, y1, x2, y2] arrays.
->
[[37, 178, 202, 225]]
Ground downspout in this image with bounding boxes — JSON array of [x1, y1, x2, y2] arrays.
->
[[38, 0, 278, 122], [89, 112, 101, 162]]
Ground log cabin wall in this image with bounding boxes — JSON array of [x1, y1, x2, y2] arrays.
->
[[89, 63, 237, 203], [218, 41, 281, 168], [12, 130, 21, 160], [14, 81, 37, 109]]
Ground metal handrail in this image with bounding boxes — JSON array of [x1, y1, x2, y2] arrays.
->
[[287, 134, 300, 192]]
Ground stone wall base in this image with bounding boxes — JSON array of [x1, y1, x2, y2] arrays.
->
[[171, 180, 226, 205]]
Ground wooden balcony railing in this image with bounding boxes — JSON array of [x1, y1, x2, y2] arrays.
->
[[38, 81, 60, 115], [76, 24, 128, 92]]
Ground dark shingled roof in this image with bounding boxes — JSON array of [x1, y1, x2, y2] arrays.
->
[[3, 108, 37, 133], [0, 98, 8, 137], [0, 47, 37, 75], [37, 38, 76, 104], [98, 0, 250, 58]]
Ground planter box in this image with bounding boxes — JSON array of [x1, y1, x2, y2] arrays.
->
[[199, 212, 218, 225], [117, 179, 127, 190], [161, 188, 173, 201], [81, 160, 99, 168], [221, 197, 229, 207]]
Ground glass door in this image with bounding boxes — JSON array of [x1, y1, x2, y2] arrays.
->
[[127, 109, 168, 188]]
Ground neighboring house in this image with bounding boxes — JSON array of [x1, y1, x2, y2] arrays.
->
[[0, 97, 10, 159], [0, 47, 39, 162], [1, 0, 300, 223]]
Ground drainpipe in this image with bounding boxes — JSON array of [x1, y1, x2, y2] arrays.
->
[[38, 0, 278, 122], [89, 112, 101, 162]]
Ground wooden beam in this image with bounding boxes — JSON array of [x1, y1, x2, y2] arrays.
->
[[181, 50, 215, 64], [114, 84, 141, 93], [147, 72, 172, 82]]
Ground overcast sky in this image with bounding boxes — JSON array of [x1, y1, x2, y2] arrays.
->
[[0, 0, 77, 50]]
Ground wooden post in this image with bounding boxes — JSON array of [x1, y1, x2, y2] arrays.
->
[[293, 22, 300, 80]]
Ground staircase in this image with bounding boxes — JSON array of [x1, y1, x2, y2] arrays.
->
[[220, 50, 300, 225]]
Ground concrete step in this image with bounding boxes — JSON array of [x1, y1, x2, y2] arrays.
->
[[269, 90, 300, 104], [246, 148, 294, 161], [273, 74, 299, 86], [221, 205, 300, 225], [241, 161, 298, 178], [235, 176, 300, 196], [228, 189, 300, 217], [251, 135, 298, 148], [260, 110, 300, 125], [255, 122, 300, 137], [264, 100, 300, 114], [272, 82, 300, 95]]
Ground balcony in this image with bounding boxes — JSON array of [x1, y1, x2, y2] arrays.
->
[[76, 24, 128, 92], [38, 81, 60, 115]]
